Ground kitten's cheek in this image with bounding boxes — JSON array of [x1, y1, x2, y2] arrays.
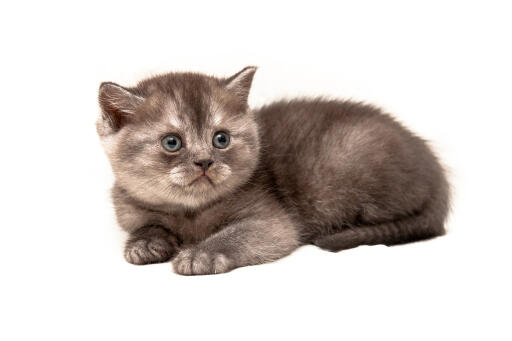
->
[[168, 166, 192, 186], [168, 175, 181, 186], [209, 174, 225, 185], [169, 174, 189, 187], [211, 165, 232, 183]]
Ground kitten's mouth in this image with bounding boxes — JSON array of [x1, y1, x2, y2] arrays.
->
[[189, 174, 214, 186]]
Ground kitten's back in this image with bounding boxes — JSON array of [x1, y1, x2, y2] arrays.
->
[[255, 99, 449, 245]]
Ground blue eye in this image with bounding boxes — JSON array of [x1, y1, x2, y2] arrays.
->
[[212, 131, 230, 149], [161, 135, 182, 152]]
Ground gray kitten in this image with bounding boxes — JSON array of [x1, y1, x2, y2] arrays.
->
[[97, 67, 450, 275]]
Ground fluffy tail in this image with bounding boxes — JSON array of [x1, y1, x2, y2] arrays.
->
[[312, 188, 449, 252]]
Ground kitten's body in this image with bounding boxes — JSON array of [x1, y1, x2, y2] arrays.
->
[[98, 67, 449, 275]]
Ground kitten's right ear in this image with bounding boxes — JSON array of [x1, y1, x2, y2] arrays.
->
[[98, 82, 144, 132]]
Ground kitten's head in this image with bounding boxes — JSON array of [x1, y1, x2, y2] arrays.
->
[[97, 67, 259, 209]]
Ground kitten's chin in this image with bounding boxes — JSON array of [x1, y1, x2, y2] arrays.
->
[[170, 184, 229, 209]]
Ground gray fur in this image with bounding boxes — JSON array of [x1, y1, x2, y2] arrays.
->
[[97, 67, 450, 275]]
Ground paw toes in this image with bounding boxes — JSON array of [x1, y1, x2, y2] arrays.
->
[[172, 249, 234, 275], [124, 248, 143, 265], [212, 253, 232, 274], [125, 238, 174, 265], [192, 252, 211, 274], [175, 260, 192, 275], [172, 250, 193, 275]]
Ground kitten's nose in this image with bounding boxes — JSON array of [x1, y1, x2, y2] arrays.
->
[[194, 159, 214, 171]]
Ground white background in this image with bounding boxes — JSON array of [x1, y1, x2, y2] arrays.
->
[[1, 1, 511, 340]]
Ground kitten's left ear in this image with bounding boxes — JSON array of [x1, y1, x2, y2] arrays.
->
[[223, 66, 257, 103]]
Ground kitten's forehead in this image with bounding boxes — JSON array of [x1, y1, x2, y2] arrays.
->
[[160, 93, 237, 133], [161, 93, 219, 133], [138, 72, 248, 133]]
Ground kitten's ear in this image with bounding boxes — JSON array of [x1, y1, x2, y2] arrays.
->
[[98, 82, 144, 132], [223, 66, 257, 103]]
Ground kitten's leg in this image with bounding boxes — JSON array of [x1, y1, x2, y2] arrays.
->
[[125, 226, 179, 265], [173, 218, 301, 275]]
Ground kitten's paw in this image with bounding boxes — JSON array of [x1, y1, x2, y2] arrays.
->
[[124, 238, 174, 265], [172, 248, 235, 275]]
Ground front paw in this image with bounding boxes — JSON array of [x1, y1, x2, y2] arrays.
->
[[172, 248, 235, 275], [124, 238, 174, 265]]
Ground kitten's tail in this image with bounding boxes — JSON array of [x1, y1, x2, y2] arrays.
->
[[312, 186, 450, 252]]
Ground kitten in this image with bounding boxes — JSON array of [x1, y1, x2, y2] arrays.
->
[[97, 67, 450, 275]]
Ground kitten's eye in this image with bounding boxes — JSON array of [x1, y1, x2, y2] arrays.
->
[[212, 131, 230, 149], [161, 135, 182, 152]]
